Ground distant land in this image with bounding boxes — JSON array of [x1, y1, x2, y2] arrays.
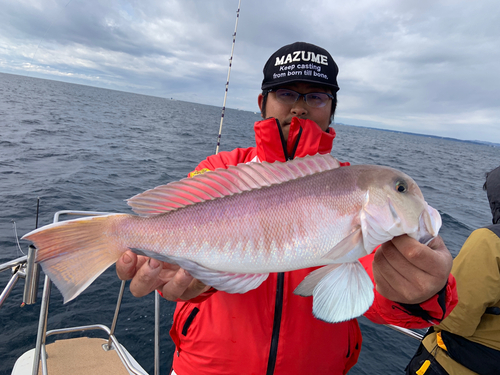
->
[[334, 122, 500, 148]]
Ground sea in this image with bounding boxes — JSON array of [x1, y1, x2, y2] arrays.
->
[[0, 71, 498, 374]]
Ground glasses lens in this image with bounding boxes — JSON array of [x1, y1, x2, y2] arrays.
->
[[305, 93, 329, 108], [275, 89, 299, 104], [273, 89, 331, 108]]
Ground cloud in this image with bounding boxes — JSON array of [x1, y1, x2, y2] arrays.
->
[[0, 0, 499, 142]]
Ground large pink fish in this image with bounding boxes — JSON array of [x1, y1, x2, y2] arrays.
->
[[22, 154, 441, 323]]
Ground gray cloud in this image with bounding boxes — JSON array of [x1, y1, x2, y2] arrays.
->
[[0, 0, 499, 142]]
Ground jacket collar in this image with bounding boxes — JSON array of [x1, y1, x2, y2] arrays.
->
[[253, 117, 336, 163]]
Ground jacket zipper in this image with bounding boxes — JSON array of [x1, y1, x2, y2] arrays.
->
[[265, 119, 298, 373], [266, 272, 285, 375], [274, 118, 302, 161]]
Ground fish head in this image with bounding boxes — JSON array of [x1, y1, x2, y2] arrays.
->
[[356, 166, 442, 252]]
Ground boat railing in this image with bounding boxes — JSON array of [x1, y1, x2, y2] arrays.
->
[[1, 210, 156, 375], [1, 209, 423, 374], [384, 324, 423, 341], [1, 242, 39, 309], [0, 255, 28, 308]]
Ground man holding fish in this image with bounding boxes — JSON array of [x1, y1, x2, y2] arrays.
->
[[23, 41, 458, 374], [114, 42, 458, 374]]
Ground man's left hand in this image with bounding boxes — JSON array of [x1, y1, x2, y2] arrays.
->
[[372, 235, 452, 304]]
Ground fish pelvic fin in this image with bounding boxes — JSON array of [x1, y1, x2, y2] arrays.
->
[[130, 249, 269, 294], [294, 261, 374, 323], [22, 214, 129, 303]]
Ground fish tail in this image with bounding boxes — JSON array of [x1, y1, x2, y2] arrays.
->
[[22, 214, 130, 303]]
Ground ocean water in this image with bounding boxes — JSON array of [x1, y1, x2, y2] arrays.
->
[[0, 72, 497, 374]]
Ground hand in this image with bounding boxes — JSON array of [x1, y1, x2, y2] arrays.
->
[[372, 235, 452, 304], [116, 250, 210, 301]]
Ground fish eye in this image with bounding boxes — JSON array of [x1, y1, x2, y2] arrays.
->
[[395, 180, 408, 193]]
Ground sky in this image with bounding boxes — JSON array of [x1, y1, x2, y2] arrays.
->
[[1, 0, 499, 143]]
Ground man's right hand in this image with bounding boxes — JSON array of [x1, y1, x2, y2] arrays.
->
[[116, 250, 210, 301]]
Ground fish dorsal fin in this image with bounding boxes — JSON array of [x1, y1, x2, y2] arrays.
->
[[127, 153, 341, 216]]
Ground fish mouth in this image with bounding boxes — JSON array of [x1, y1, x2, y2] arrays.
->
[[417, 204, 442, 245]]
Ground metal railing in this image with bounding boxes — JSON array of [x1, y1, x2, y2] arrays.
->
[[1, 210, 159, 375], [0, 255, 27, 307], [0, 244, 39, 308], [385, 324, 424, 341]]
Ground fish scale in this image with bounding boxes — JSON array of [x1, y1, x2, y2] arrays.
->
[[22, 154, 441, 323], [118, 173, 359, 272]]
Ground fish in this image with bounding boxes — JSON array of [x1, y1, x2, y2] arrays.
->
[[22, 154, 441, 323]]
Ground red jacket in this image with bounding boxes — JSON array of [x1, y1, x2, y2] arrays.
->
[[170, 117, 457, 375]]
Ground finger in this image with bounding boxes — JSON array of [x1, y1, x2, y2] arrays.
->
[[373, 242, 415, 300], [420, 235, 453, 280], [374, 238, 418, 281], [159, 269, 209, 301], [157, 262, 181, 277], [391, 235, 452, 277], [160, 269, 194, 301], [116, 251, 139, 280], [389, 235, 430, 267], [129, 258, 164, 297], [426, 235, 447, 253], [180, 278, 211, 301]]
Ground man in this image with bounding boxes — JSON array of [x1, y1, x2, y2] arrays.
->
[[117, 42, 457, 374], [406, 165, 500, 375]]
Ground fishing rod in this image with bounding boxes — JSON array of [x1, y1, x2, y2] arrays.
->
[[215, 0, 241, 155]]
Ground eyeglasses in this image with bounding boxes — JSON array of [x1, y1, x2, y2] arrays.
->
[[267, 88, 334, 108]]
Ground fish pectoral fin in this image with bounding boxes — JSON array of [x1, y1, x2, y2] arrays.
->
[[322, 227, 367, 262], [295, 261, 374, 323], [129, 249, 269, 294]]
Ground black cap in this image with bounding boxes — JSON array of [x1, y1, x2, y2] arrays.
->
[[261, 42, 339, 92]]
